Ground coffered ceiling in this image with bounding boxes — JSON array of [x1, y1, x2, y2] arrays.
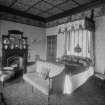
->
[[0, 0, 105, 22]]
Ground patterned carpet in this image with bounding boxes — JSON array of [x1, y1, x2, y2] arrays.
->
[[0, 76, 105, 105]]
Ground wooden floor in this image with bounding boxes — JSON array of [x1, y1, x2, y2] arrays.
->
[[54, 76, 105, 105], [0, 76, 105, 105]]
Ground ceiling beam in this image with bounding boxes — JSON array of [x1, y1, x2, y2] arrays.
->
[[46, 0, 105, 22], [0, 5, 46, 22], [71, 0, 80, 6], [25, 0, 42, 12], [43, 0, 65, 11], [9, 0, 18, 7], [37, 0, 71, 15]]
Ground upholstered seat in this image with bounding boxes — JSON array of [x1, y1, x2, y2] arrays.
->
[[0, 67, 15, 82]]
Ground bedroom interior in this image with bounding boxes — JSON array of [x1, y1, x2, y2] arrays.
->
[[0, 0, 105, 105]]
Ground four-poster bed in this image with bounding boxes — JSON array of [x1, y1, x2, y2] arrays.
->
[[55, 17, 95, 94]]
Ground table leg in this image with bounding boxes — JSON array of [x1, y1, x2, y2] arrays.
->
[[32, 86, 34, 93], [0, 81, 7, 105]]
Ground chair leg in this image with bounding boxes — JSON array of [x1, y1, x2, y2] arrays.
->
[[2, 82, 4, 88], [48, 94, 50, 105], [32, 86, 34, 93], [0, 92, 7, 105], [0, 81, 7, 105]]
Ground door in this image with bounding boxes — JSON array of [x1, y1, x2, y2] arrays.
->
[[47, 35, 57, 62]]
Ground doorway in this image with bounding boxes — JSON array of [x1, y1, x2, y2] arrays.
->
[[47, 35, 57, 62]]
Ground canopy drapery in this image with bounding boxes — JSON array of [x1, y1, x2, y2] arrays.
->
[[57, 18, 94, 62]]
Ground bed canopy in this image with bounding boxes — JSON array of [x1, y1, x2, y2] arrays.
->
[[57, 17, 95, 66]]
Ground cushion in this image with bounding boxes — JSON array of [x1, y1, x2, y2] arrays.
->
[[41, 71, 49, 80], [3, 67, 14, 71], [40, 67, 49, 80]]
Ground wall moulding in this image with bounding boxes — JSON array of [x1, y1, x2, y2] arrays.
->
[[0, 12, 46, 28]]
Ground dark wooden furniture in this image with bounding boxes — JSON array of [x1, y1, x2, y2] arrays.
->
[[2, 30, 28, 75]]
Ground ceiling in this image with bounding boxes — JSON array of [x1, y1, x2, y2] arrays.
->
[[0, 0, 105, 22]]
